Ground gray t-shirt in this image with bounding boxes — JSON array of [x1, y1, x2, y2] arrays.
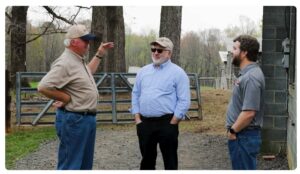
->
[[226, 63, 265, 128]]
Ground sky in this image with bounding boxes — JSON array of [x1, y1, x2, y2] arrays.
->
[[125, 6, 263, 34], [27, 6, 263, 35]]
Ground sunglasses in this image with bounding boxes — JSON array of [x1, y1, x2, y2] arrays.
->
[[151, 48, 165, 53]]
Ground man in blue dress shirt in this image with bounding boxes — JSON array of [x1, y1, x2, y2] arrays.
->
[[131, 37, 191, 170]]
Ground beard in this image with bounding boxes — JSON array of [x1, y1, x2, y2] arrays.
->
[[152, 56, 169, 65], [232, 54, 241, 67]]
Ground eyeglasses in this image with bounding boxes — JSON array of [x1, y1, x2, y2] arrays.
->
[[151, 48, 165, 53]]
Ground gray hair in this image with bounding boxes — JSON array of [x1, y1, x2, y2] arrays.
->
[[64, 39, 71, 47]]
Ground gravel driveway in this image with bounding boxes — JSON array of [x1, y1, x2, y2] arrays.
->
[[13, 128, 289, 170]]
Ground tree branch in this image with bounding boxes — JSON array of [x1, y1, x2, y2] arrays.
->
[[28, 30, 66, 36], [70, 7, 82, 24], [5, 12, 13, 34], [5, 12, 12, 22], [76, 6, 91, 10], [25, 18, 56, 44], [43, 6, 74, 25]]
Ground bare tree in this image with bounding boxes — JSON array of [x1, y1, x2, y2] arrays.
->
[[10, 6, 29, 88], [199, 29, 223, 77], [180, 31, 201, 73], [7, 6, 93, 88], [5, 7, 12, 71], [90, 7, 107, 72], [106, 6, 126, 72], [26, 6, 79, 44], [26, 23, 45, 72], [239, 15, 259, 36], [159, 6, 182, 65], [41, 22, 65, 71], [90, 6, 126, 73], [224, 15, 260, 38]]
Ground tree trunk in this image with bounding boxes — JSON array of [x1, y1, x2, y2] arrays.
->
[[5, 69, 11, 133], [90, 6, 107, 72], [10, 6, 29, 88], [159, 6, 182, 66], [106, 6, 126, 73], [90, 6, 126, 73]]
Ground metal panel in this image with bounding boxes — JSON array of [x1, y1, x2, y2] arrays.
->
[[15, 72, 202, 125]]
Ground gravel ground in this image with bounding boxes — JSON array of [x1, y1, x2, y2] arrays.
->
[[13, 127, 289, 170]]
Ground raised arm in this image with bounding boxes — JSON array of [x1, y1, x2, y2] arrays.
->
[[87, 42, 114, 74]]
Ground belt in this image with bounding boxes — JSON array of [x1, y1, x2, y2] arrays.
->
[[227, 125, 261, 132], [60, 107, 97, 116], [140, 113, 173, 121]]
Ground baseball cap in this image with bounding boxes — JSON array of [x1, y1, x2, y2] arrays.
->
[[150, 37, 174, 51], [65, 24, 96, 41]]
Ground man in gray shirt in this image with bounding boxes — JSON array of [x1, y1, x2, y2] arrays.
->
[[226, 35, 265, 170], [38, 24, 113, 170]]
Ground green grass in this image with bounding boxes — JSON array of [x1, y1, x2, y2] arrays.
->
[[29, 82, 39, 88], [5, 127, 56, 169]]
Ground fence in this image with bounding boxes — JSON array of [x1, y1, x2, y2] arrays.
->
[[16, 72, 202, 125], [199, 77, 234, 89]]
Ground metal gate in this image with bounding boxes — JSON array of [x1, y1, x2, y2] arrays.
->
[[16, 72, 202, 125]]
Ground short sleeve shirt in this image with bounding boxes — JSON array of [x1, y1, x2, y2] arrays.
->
[[226, 63, 265, 127], [38, 48, 99, 112]]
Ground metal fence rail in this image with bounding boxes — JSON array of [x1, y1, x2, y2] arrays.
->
[[199, 77, 234, 89], [16, 72, 202, 125]]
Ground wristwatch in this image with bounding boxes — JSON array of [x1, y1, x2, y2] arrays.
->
[[229, 127, 236, 134], [95, 54, 103, 59]]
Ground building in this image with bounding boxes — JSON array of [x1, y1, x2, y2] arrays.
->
[[261, 6, 297, 169]]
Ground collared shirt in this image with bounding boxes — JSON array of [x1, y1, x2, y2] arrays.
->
[[131, 59, 191, 119], [38, 48, 99, 112], [226, 63, 265, 127]]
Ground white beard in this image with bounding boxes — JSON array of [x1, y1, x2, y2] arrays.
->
[[152, 56, 169, 65]]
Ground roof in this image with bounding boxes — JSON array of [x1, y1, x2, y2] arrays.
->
[[219, 51, 228, 62]]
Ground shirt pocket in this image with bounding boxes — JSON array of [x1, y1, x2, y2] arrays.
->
[[157, 80, 175, 93]]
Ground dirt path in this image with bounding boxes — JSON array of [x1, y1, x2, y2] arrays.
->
[[14, 128, 288, 170]]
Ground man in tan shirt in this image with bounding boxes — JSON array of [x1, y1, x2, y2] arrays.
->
[[38, 24, 113, 170]]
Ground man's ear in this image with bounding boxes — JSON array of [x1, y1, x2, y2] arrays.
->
[[70, 39, 76, 46], [168, 51, 172, 58], [241, 50, 248, 59]]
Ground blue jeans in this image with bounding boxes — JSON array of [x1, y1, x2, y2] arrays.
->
[[228, 129, 261, 170], [55, 109, 96, 170]]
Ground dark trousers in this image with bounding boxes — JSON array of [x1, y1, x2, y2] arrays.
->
[[136, 114, 179, 170]]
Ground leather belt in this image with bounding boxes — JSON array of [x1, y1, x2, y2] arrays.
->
[[140, 113, 173, 121], [60, 107, 96, 116]]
